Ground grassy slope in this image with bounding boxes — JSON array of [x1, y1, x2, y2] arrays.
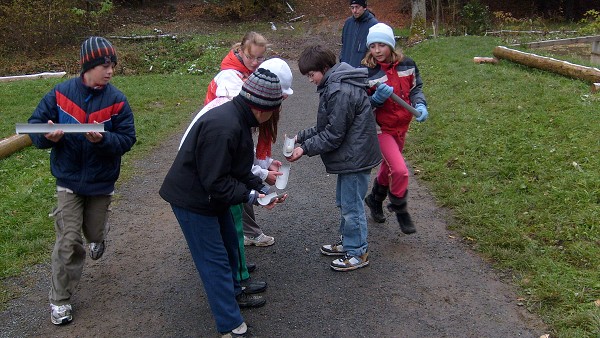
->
[[406, 36, 599, 337]]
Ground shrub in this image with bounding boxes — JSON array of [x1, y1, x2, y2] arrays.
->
[[0, 0, 114, 55], [459, 0, 492, 35], [579, 9, 600, 34]]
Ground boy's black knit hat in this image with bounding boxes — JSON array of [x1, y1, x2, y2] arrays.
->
[[239, 68, 283, 111], [80, 36, 118, 74], [350, 0, 367, 7]]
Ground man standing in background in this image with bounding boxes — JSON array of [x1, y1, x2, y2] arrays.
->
[[340, 0, 378, 67]]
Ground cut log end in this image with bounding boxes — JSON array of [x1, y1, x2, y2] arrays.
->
[[473, 57, 498, 64], [0, 134, 32, 159]]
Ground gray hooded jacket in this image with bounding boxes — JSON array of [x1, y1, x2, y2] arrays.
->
[[297, 62, 381, 174]]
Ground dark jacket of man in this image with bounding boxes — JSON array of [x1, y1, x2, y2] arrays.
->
[[340, 10, 378, 67]]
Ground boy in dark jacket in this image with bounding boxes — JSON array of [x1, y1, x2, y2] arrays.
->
[[28, 36, 136, 325], [159, 69, 285, 337], [287, 45, 381, 271]]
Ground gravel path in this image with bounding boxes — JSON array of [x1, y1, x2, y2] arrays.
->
[[1, 64, 548, 338]]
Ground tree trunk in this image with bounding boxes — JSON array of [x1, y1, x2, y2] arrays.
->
[[493, 46, 600, 83], [429, 0, 441, 37], [435, 0, 441, 37], [410, 0, 427, 39]]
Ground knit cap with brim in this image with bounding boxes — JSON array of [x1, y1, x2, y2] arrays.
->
[[239, 68, 283, 111], [80, 36, 118, 74], [366, 23, 396, 49]]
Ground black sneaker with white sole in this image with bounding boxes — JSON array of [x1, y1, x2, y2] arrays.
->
[[240, 279, 267, 294], [236, 292, 266, 308]]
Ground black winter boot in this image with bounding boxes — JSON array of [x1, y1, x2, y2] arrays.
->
[[364, 179, 388, 223], [387, 192, 416, 234]]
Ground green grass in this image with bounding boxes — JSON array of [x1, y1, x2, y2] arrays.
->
[[405, 35, 600, 338], [1, 29, 599, 337]]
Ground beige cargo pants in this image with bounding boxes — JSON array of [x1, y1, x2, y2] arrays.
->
[[49, 190, 112, 305]]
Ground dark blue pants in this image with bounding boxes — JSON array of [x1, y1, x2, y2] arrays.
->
[[171, 205, 243, 333]]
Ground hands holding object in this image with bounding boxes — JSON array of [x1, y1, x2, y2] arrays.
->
[[368, 81, 424, 119]]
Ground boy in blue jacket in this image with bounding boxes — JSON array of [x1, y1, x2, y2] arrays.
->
[[28, 36, 136, 325], [287, 45, 381, 271]]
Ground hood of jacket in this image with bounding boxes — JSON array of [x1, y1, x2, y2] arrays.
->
[[356, 9, 375, 23], [319, 62, 368, 92]]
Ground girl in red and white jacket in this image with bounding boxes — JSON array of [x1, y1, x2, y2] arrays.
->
[[363, 23, 429, 234]]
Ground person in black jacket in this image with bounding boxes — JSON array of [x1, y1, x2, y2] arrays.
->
[[159, 69, 285, 337], [340, 0, 378, 67], [28, 36, 136, 326]]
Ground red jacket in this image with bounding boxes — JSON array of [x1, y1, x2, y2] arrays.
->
[[204, 50, 251, 105], [367, 57, 426, 134]]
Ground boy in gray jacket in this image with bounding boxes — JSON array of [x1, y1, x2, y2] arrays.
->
[[286, 44, 381, 271]]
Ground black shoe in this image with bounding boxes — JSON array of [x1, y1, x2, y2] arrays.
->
[[236, 292, 266, 308], [365, 194, 385, 223], [246, 262, 256, 273], [396, 212, 416, 234], [240, 279, 267, 294]]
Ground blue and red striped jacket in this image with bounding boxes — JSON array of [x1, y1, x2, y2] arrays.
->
[[28, 76, 136, 195]]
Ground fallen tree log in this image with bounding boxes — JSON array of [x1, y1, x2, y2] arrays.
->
[[0, 134, 32, 159], [0, 72, 66, 83], [473, 57, 498, 64], [493, 46, 600, 83], [108, 34, 176, 40]]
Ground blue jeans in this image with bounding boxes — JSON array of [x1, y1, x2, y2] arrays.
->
[[335, 170, 370, 257], [171, 205, 244, 334]]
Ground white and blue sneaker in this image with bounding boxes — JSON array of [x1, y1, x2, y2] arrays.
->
[[330, 252, 369, 271], [51, 303, 72, 325], [320, 240, 345, 256], [89, 240, 105, 260]]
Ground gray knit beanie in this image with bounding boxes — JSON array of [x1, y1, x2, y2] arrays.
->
[[239, 68, 283, 111], [80, 36, 117, 74]]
